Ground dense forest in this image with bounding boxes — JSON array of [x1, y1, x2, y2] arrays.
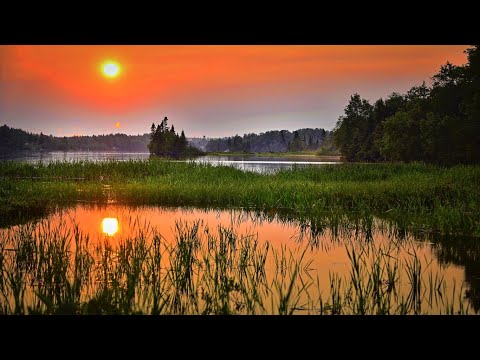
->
[[205, 128, 334, 153], [0, 125, 150, 153], [334, 45, 480, 164], [148, 117, 203, 157], [187, 137, 210, 152]]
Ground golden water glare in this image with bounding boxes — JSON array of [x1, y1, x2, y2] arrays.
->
[[101, 217, 119, 236]]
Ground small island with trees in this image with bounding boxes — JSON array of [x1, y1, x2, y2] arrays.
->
[[147, 116, 204, 157]]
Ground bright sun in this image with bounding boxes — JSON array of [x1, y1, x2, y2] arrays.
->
[[102, 61, 120, 78]]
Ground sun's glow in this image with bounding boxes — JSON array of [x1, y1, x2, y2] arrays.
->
[[102, 218, 119, 236], [102, 61, 120, 78]]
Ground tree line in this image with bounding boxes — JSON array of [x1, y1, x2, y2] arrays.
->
[[1, 122, 336, 156], [205, 128, 332, 153], [334, 45, 480, 165], [0, 125, 150, 153]]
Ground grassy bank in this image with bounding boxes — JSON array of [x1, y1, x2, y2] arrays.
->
[[0, 160, 479, 236]]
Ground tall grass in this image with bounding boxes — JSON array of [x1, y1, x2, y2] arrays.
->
[[0, 217, 472, 315], [1, 160, 479, 236], [312, 239, 470, 315]]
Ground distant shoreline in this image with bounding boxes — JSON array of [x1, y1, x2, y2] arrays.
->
[[204, 151, 341, 159]]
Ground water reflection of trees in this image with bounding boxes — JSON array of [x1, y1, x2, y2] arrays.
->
[[4, 202, 479, 313], [420, 233, 480, 313], [243, 209, 480, 312]]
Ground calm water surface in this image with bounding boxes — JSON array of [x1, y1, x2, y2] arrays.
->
[[0, 151, 341, 173], [0, 151, 151, 163], [192, 154, 341, 173], [2, 204, 478, 314]]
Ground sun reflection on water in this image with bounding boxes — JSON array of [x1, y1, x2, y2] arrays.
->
[[102, 217, 119, 236]]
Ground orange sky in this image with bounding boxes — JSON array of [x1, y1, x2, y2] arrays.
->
[[0, 45, 469, 137]]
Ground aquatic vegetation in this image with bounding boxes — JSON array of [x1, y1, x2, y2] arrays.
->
[[1, 160, 479, 236], [1, 160, 478, 314], [0, 216, 471, 315]]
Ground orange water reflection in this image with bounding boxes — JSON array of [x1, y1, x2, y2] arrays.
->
[[2, 204, 476, 314], [64, 205, 469, 300]]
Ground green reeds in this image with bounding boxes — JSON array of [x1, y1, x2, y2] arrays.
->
[[0, 217, 472, 315], [1, 160, 479, 236]]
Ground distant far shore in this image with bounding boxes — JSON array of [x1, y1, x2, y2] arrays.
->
[[204, 151, 340, 158]]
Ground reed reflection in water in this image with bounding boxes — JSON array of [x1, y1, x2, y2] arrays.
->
[[0, 204, 475, 314]]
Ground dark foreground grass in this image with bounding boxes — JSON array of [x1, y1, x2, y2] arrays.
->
[[0, 160, 479, 236], [0, 217, 471, 314]]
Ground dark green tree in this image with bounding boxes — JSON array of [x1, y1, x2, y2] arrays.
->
[[179, 130, 188, 152], [334, 94, 374, 161]]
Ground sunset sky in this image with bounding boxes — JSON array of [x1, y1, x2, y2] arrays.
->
[[0, 45, 469, 138]]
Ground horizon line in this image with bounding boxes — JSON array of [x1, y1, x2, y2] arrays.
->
[[1, 123, 334, 139]]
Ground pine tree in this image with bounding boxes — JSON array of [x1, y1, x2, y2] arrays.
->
[[150, 123, 156, 137], [180, 130, 188, 153], [163, 117, 168, 131], [148, 123, 158, 154]]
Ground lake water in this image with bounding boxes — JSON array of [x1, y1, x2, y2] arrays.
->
[[192, 154, 341, 173], [1, 204, 477, 314], [0, 151, 152, 163], [0, 151, 342, 173]]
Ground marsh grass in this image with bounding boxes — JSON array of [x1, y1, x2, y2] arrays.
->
[[1, 159, 477, 314], [0, 217, 472, 315], [1, 160, 478, 236]]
